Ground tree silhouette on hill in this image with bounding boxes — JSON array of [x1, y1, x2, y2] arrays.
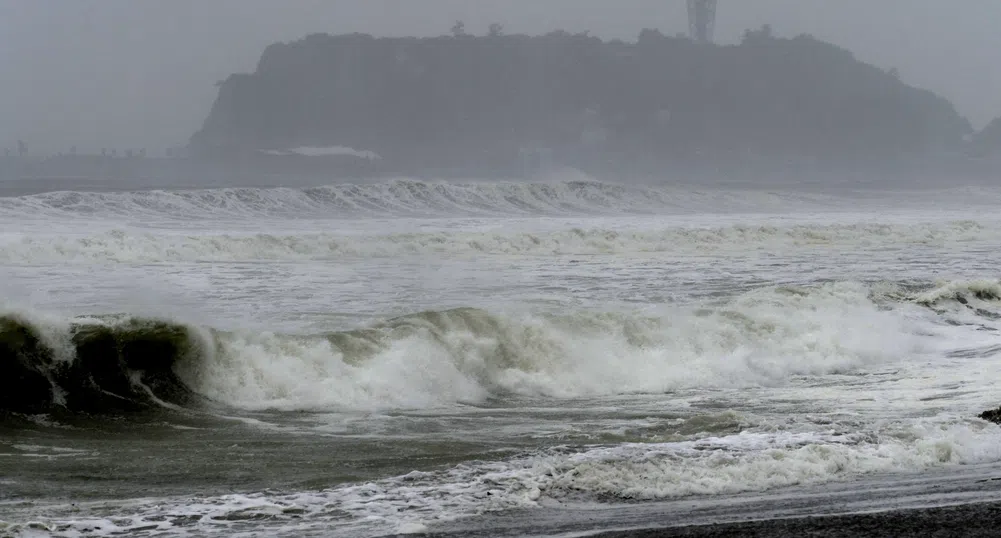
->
[[190, 27, 972, 173]]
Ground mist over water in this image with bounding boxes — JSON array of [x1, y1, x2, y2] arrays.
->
[[3, 173, 1001, 537], [3, 2, 1001, 535]]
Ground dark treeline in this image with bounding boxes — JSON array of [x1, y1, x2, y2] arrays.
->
[[190, 26, 980, 175]]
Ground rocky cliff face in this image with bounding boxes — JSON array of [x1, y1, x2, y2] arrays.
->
[[190, 29, 973, 173]]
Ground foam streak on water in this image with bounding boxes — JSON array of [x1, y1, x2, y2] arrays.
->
[[3, 178, 1001, 537]]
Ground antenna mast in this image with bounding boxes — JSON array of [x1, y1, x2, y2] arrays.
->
[[687, 0, 718, 44]]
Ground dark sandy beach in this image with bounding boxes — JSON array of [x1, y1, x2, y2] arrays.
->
[[589, 501, 1001, 537], [408, 501, 1001, 538], [409, 464, 1001, 538]]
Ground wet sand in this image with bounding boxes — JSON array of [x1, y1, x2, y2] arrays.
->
[[590, 501, 1001, 537], [412, 465, 1001, 538]]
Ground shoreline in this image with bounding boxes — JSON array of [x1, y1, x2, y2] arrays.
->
[[413, 463, 1001, 538], [587, 501, 1001, 537]]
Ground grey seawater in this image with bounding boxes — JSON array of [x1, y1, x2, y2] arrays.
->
[[4, 176, 1001, 537]]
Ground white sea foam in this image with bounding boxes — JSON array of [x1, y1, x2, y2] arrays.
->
[[6, 280, 999, 414], [7, 177, 1001, 538], [1, 220, 994, 264], [916, 278, 1001, 306], [11, 420, 1001, 537], [171, 282, 928, 411], [3, 179, 1001, 223], [323, 421, 1001, 525]]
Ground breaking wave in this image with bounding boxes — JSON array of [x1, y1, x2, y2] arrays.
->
[[2, 220, 992, 264], [7, 280, 1000, 416], [1, 314, 207, 415], [916, 279, 1001, 306], [3, 179, 992, 221], [6, 280, 1001, 536]]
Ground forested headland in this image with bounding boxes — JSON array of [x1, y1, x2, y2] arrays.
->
[[190, 26, 984, 176]]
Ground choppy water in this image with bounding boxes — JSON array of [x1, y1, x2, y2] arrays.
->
[[3, 177, 1001, 537]]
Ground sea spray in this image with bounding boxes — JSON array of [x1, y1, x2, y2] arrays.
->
[[3, 281, 959, 414]]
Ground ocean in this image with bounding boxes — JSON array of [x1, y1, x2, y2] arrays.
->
[[3, 176, 1001, 537]]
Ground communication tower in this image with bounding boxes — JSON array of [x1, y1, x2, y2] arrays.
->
[[687, 0, 718, 44]]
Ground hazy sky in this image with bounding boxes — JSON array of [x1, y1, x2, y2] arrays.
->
[[2, 0, 999, 154]]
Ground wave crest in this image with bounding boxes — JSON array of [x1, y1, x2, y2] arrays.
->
[[916, 279, 1001, 306], [2, 221, 991, 264], [1, 314, 206, 415], [2, 282, 939, 414], [0, 179, 874, 220]]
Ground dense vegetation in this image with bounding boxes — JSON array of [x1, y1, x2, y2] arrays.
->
[[190, 27, 975, 173]]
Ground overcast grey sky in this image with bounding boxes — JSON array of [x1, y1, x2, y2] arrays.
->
[[2, 0, 999, 154]]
